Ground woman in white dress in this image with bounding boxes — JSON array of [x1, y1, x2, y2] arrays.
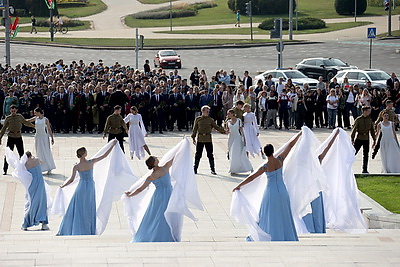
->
[[226, 109, 253, 174], [243, 103, 265, 158], [124, 106, 151, 160], [375, 111, 400, 173], [28, 108, 56, 174]]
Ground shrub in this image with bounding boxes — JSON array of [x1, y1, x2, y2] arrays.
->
[[335, 0, 367, 15], [258, 17, 325, 30], [133, 1, 216, 19], [228, 0, 295, 16], [36, 17, 86, 27]]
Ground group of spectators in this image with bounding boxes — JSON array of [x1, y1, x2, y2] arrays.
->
[[0, 59, 399, 135]]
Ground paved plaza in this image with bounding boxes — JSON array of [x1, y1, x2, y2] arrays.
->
[[0, 128, 399, 266]]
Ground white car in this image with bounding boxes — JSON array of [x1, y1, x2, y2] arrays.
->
[[254, 69, 319, 89], [331, 69, 390, 89]]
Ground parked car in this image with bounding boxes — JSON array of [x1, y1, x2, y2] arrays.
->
[[154, 50, 181, 69], [254, 69, 319, 89], [295, 57, 357, 81], [331, 69, 390, 89]]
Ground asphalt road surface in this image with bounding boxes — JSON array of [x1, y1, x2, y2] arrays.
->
[[1, 39, 400, 78]]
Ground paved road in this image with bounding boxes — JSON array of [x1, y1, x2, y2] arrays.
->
[[2, 40, 400, 77]]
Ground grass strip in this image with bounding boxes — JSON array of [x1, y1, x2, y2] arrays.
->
[[356, 175, 400, 214]]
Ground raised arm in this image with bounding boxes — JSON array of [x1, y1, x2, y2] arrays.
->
[[91, 139, 118, 164], [318, 129, 339, 163], [233, 166, 265, 191], [162, 157, 175, 171], [125, 179, 151, 197], [277, 131, 302, 161], [27, 116, 36, 123], [60, 165, 78, 188]]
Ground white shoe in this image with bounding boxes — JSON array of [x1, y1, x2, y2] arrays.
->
[[41, 224, 49, 231]]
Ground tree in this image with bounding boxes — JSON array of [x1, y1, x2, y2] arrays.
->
[[335, 0, 367, 15], [25, 0, 59, 17]]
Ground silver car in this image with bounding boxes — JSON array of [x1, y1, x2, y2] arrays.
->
[[254, 69, 319, 89], [331, 69, 390, 89]]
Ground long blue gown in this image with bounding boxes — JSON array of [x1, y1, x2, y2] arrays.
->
[[57, 167, 96, 235], [302, 192, 326, 233], [133, 167, 175, 242], [23, 164, 48, 228], [256, 160, 298, 241]]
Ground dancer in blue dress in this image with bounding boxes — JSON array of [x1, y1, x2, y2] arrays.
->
[[125, 156, 175, 242], [233, 132, 302, 241], [302, 129, 339, 234], [57, 140, 117, 236], [22, 152, 49, 231]]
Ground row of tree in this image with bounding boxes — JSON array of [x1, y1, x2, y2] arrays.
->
[[12, 0, 59, 17]]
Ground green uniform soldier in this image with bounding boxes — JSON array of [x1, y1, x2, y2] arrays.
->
[[350, 106, 376, 174], [372, 100, 399, 159], [192, 105, 226, 175], [233, 100, 244, 121], [103, 105, 128, 153], [0, 105, 35, 175]]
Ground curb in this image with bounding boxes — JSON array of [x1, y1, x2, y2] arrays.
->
[[0, 39, 319, 50]]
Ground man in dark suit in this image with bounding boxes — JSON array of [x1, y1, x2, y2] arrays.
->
[[239, 70, 253, 90], [210, 87, 223, 126], [43, 89, 56, 133], [109, 84, 129, 117], [137, 87, 150, 132], [168, 87, 185, 131], [150, 87, 164, 134], [81, 86, 94, 133], [185, 87, 199, 131], [55, 86, 68, 133], [386, 72, 399, 90], [96, 83, 110, 134]]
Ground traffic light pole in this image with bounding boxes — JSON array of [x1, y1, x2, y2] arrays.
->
[[289, 0, 293, 40], [4, 0, 10, 65], [279, 18, 283, 68], [135, 28, 139, 69], [388, 0, 392, 36]]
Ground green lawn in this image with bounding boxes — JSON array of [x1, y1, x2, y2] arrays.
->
[[156, 21, 372, 35], [58, 0, 107, 18], [378, 30, 400, 37], [125, 0, 400, 28], [356, 175, 400, 214], [6, 37, 281, 47]]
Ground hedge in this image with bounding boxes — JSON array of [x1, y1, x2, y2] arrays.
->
[[258, 17, 325, 30], [36, 18, 86, 27]]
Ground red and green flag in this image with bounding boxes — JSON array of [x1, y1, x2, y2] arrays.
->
[[45, 0, 55, 9]]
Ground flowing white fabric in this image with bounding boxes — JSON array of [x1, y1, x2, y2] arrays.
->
[[274, 126, 327, 234], [122, 137, 203, 241], [316, 128, 367, 233], [228, 119, 253, 174], [379, 121, 400, 173], [51, 140, 138, 235], [243, 112, 262, 157], [123, 113, 147, 160], [5, 147, 52, 217], [34, 117, 56, 172]]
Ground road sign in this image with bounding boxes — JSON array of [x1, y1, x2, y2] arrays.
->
[[0, 0, 4, 8], [276, 42, 284, 52], [367, 27, 377, 39]]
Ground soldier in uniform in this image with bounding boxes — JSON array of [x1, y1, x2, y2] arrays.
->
[[103, 105, 128, 152], [372, 100, 399, 159], [191, 105, 226, 175], [351, 106, 376, 174], [0, 105, 35, 175], [18, 90, 32, 133], [233, 100, 244, 121]]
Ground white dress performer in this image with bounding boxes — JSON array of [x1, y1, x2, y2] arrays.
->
[[316, 128, 367, 233], [376, 120, 400, 173], [243, 103, 264, 158], [226, 110, 253, 174], [122, 137, 203, 242], [33, 111, 56, 173], [51, 140, 137, 235], [272, 126, 327, 234], [123, 107, 151, 160], [5, 148, 52, 230]]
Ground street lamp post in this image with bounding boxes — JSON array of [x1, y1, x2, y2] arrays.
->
[[169, 0, 172, 32], [354, 0, 357, 22], [3, 0, 11, 65], [289, 0, 293, 40]]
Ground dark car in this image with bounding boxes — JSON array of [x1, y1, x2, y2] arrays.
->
[[295, 57, 357, 81], [154, 50, 182, 69]]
